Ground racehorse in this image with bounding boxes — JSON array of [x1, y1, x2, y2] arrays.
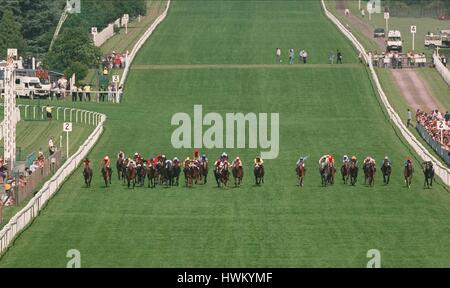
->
[[381, 162, 392, 185], [349, 161, 358, 186], [296, 164, 305, 187], [121, 159, 129, 184], [319, 162, 333, 186], [422, 161, 434, 189], [147, 164, 158, 188], [163, 160, 174, 187], [341, 162, 350, 184], [126, 165, 137, 189], [101, 166, 112, 187], [232, 165, 244, 187], [366, 162, 376, 187], [116, 158, 124, 180], [184, 165, 193, 187], [219, 162, 230, 187], [254, 163, 264, 185], [192, 164, 200, 185], [136, 162, 146, 186], [199, 160, 208, 184], [404, 162, 413, 188], [83, 166, 93, 187], [173, 162, 181, 186]]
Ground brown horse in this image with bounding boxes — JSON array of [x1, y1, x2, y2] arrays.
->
[[192, 164, 200, 185], [296, 164, 305, 187], [184, 165, 193, 187], [218, 162, 230, 188], [341, 162, 350, 184], [83, 166, 93, 187], [349, 161, 358, 186], [101, 165, 112, 187], [232, 165, 244, 187], [381, 162, 392, 185], [147, 164, 158, 188], [422, 161, 434, 189], [199, 160, 208, 184], [404, 162, 414, 188], [126, 165, 137, 189], [366, 162, 376, 187]]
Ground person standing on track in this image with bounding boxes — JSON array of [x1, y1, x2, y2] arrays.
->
[[407, 109, 412, 128], [337, 50, 343, 64], [276, 48, 281, 63]]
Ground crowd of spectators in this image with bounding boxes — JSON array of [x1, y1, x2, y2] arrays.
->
[[416, 109, 450, 150], [368, 51, 427, 68], [102, 51, 127, 70]]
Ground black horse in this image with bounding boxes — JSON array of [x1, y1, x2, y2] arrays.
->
[[381, 162, 392, 185], [173, 162, 181, 186], [162, 160, 174, 186], [83, 166, 93, 187], [136, 163, 146, 186], [423, 161, 434, 189], [320, 162, 332, 186], [349, 161, 358, 186], [116, 158, 124, 180], [147, 164, 158, 188], [341, 162, 350, 184], [254, 164, 264, 185]]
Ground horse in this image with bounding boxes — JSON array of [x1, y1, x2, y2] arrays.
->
[[184, 165, 193, 187], [232, 165, 244, 187], [101, 166, 112, 187], [349, 161, 358, 186], [136, 162, 146, 187], [381, 162, 392, 185], [116, 158, 124, 180], [254, 164, 264, 185], [83, 166, 93, 187], [163, 161, 174, 187], [219, 162, 230, 187], [214, 164, 221, 188], [319, 162, 330, 187], [296, 164, 305, 187], [366, 162, 376, 187], [147, 164, 158, 188], [422, 162, 434, 189], [192, 164, 200, 185], [126, 165, 137, 188], [404, 162, 413, 188], [341, 162, 350, 184], [173, 162, 181, 186], [199, 160, 208, 184], [121, 159, 129, 184]]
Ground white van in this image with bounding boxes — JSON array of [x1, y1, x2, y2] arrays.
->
[[15, 76, 47, 99], [386, 30, 403, 52]]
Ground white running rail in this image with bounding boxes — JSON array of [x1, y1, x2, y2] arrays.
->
[[119, 0, 171, 89], [321, 0, 450, 185], [433, 52, 450, 86], [0, 107, 21, 140], [0, 108, 106, 254]]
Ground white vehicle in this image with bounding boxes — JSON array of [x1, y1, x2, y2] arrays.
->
[[386, 30, 403, 52], [424, 33, 443, 48], [15, 76, 47, 99]]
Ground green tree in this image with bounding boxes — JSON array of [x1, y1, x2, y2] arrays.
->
[[64, 62, 88, 85], [0, 9, 26, 58], [45, 16, 101, 71]]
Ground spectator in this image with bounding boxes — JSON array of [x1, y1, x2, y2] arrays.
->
[[445, 111, 450, 122], [71, 84, 77, 102], [30, 160, 39, 173], [48, 137, 56, 155], [19, 175, 27, 189], [337, 50, 343, 64], [46, 105, 52, 120], [407, 109, 412, 128], [25, 167, 32, 176], [78, 86, 83, 102], [329, 51, 335, 64], [302, 50, 308, 64], [275, 48, 281, 63], [84, 84, 91, 102], [289, 48, 294, 64]]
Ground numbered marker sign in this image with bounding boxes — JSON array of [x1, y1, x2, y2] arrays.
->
[[123, 14, 129, 21], [410, 25, 417, 34], [91, 27, 98, 34], [63, 122, 73, 132], [437, 120, 448, 130], [7, 48, 18, 58], [112, 75, 120, 83], [384, 12, 390, 19]]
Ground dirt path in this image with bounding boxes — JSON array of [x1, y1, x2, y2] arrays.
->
[[335, 0, 445, 112]]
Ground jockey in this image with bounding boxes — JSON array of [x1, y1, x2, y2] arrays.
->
[[214, 158, 222, 168], [232, 156, 243, 167], [83, 158, 90, 169], [221, 152, 228, 162], [201, 154, 208, 162], [351, 156, 358, 165], [133, 152, 142, 162], [184, 157, 191, 168], [327, 155, 335, 166], [254, 155, 264, 167], [319, 155, 329, 164], [297, 157, 305, 168], [147, 158, 153, 167], [103, 155, 111, 168], [165, 158, 173, 166], [193, 148, 200, 161], [173, 157, 180, 167], [342, 155, 349, 164], [405, 158, 412, 166], [127, 158, 136, 168], [117, 150, 125, 160], [161, 154, 167, 163], [383, 156, 391, 166]]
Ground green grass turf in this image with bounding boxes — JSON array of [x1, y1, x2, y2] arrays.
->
[[1, 0, 450, 268]]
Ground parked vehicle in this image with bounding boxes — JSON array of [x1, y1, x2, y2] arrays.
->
[[386, 30, 403, 52], [15, 76, 47, 99], [374, 27, 385, 38]]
